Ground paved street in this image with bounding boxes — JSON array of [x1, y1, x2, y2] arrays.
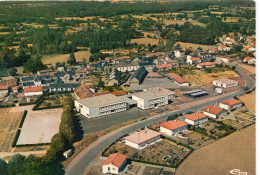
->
[[65, 65, 255, 175], [79, 107, 149, 135]]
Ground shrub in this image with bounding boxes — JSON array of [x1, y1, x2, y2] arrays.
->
[[12, 129, 21, 147], [19, 110, 28, 128]]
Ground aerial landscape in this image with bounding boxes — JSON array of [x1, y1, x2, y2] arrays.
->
[[0, 0, 256, 175]]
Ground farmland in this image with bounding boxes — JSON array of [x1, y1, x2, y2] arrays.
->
[[0, 108, 23, 151], [239, 91, 256, 113], [176, 125, 255, 175]]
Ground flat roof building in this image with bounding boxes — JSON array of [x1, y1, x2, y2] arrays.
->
[[213, 79, 238, 88], [75, 94, 128, 118], [132, 87, 175, 110]]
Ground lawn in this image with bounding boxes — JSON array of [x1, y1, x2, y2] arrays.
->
[[131, 37, 160, 46], [103, 139, 191, 167], [175, 42, 216, 51], [163, 19, 206, 27], [42, 50, 91, 66]]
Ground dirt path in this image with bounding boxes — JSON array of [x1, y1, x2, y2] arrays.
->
[[176, 125, 255, 175]]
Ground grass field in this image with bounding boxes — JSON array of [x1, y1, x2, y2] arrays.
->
[[238, 91, 255, 113], [175, 42, 216, 51], [0, 108, 23, 152], [184, 70, 239, 87], [238, 63, 256, 75], [131, 37, 161, 45], [42, 50, 91, 66], [176, 125, 255, 175]]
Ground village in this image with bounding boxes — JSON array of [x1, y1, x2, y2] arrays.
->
[[0, 1, 256, 175], [0, 30, 256, 175]]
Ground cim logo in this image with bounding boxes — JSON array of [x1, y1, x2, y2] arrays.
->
[[230, 169, 249, 175]]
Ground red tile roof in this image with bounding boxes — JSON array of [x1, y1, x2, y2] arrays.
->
[[102, 153, 127, 168], [184, 112, 208, 121], [243, 56, 255, 61], [203, 105, 224, 115], [12, 86, 19, 90], [197, 62, 215, 66], [220, 99, 242, 106], [0, 79, 17, 87], [160, 119, 188, 130], [74, 84, 94, 99], [190, 57, 201, 61], [167, 73, 189, 84], [24, 86, 43, 92], [156, 64, 172, 69], [0, 86, 8, 90], [148, 52, 164, 57]]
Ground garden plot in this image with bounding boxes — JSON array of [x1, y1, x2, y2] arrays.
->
[[103, 139, 191, 167], [16, 108, 62, 145], [38, 93, 72, 109]]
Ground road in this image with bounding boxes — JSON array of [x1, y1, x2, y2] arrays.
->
[[65, 65, 255, 175]]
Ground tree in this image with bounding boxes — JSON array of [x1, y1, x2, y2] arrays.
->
[[23, 56, 47, 73], [7, 154, 26, 175], [67, 52, 77, 65], [0, 159, 8, 175], [9, 68, 17, 76], [97, 77, 105, 88]]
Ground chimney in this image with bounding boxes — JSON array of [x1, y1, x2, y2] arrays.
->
[[175, 119, 177, 122]]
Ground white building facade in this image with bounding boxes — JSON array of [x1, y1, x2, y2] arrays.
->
[[213, 79, 238, 88], [75, 94, 127, 118]]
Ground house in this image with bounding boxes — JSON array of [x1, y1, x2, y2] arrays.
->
[[167, 73, 189, 86], [186, 57, 201, 65], [155, 64, 172, 71], [166, 59, 179, 66], [102, 153, 127, 174], [124, 128, 161, 150], [243, 56, 256, 65], [74, 84, 95, 99], [174, 50, 185, 58], [184, 112, 208, 126], [24, 87, 43, 97], [113, 62, 140, 72], [218, 44, 230, 52], [215, 56, 229, 63], [219, 99, 243, 111], [213, 79, 238, 88], [146, 52, 164, 58], [207, 48, 217, 53], [132, 87, 175, 110], [153, 59, 166, 65], [129, 66, 147, 85], [107, 68, 120, 86], [202, 105, 227, 119], [12, 86, 19, 94], [49, 83, 80, 92], [160, 119, 188, 137], [197, 62, 216, 69], [0, 79, 17, 87], [74, 94, 128, 118], [0, 86, 9, 97]]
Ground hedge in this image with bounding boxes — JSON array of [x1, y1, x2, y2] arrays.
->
[[19, 102, 36, 106], [0, 104, 15, 108], [32, 90, 50, 111], [18, 110, 28, 128], [12, 129, 21, 147]]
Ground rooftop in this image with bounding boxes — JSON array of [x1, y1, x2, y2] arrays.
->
[[155, 64, 172, 69], [102, 153, 127, 168], [74, 84, 94, 99], [220, 99, 242, 106], [132, 87, 174, 100], [190, 57, 201, 61], [197, 62, 215, 66], [0, 86, 8, 90], [124, 128, 160, 144], [203, 105, 225, 115], [184, 112, 208, 121], [24, 86, 43, 92], [76, 94, 126, 108], [160, 119, 188, 130], [167, 73, 189, 84]]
